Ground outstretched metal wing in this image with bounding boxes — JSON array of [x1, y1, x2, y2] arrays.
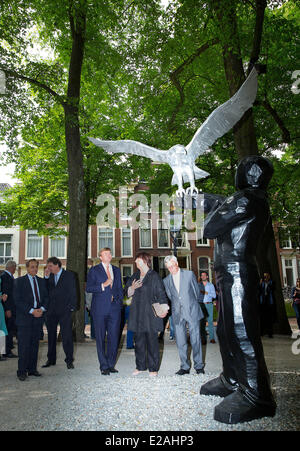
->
[[186, 67, 258, 160], [88, 138, 169, 163]]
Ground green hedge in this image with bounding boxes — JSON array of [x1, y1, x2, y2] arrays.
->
[[212, 301, 296, 321]]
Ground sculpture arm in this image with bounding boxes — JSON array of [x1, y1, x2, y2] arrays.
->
[[202, 193, 226, 214], [204, 194, 250, 238]]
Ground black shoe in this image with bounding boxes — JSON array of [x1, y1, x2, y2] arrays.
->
[[196, 368, 205, 374], [101, 369, 110, 375], [17, 374, 27, 381], [175, 368, 190, 375], [4, 352, 18, 358], [214, 389, 276, 424], [67, 362, 74, 369], [28, 371, 42, 377], [109, 368, 118, 373], [0, 356, 7, 361], [200, 374, 238, 397], [42, 361, 56, 368]]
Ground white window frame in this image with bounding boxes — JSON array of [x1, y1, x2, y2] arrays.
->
[[197, 256, 212, 280], [0, 234, 13, 264], [121, 227, 133, 257], [121, 264, 134, 282], [176, 230, 188, 249], [139, 219, 152, 249], [157, 219, 170, 249], [25, 230, 43, 259], [49, 228, 67, 259], [87, 226, 91, 258], [97, 226, 115, 257], [281, 256, 297, 287], [196, 227, 210, 247]]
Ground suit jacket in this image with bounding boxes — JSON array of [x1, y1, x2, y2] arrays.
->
[[163, 269, 203, 325], [86, 263, 123, 316], [46, 269, 78, 315], [14, 275, 49, 327], [0, 271, 15, 315]]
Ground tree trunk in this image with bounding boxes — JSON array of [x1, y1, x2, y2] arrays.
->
[[210, 0, 291, 334], [63, 3, 87, 342]]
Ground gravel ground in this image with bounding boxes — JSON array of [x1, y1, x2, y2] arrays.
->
[[0, 333, 299, 432]]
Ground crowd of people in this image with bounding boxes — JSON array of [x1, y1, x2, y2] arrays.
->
[[0, 252, 297, 380]]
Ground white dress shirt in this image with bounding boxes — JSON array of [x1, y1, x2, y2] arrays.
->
[[101, 263, 114, 291], [172, 269, 180, 294]]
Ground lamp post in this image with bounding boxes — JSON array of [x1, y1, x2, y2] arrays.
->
[[168, 199, 184, 258]]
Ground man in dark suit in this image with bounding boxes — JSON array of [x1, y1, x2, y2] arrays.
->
[[0, 260, 18, 358], [86, 247, 123, 375], [14, 259, 49, 381], [42, 257, 77, 370]]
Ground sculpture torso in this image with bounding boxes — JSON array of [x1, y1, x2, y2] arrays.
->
[[204, 189, 270, 268]]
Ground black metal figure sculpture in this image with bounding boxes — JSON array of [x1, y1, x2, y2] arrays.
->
[[200, 155, 277, 424]]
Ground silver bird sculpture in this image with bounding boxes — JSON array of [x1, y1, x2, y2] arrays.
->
[[89, 68, 258, 197]]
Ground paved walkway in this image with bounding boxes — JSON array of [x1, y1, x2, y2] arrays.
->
[[0, 321, 299, 431]]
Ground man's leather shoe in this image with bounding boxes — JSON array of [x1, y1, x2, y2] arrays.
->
[[42, 361, 56, 368], [109, 368, 118, 373], [67, 362, 74, 369], [101, 369, 110, 375], [176, 369, 190, 375], [196, 368, 205, 374], [28, 371, 42, 377], [17, 374, 27, 381], [4, 352, 18, 358]]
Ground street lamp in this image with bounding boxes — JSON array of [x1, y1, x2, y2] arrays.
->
[[168, 199, 184, 257]]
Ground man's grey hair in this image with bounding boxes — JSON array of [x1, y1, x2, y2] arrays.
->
[[164, 255, 178, 266], [5, 260, 16, 269]]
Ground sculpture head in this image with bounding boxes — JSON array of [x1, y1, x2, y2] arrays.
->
[[170, 144, 186, 155], [235, 156, 274, 190]]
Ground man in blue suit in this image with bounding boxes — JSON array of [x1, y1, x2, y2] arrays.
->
[[14, 259, 49, 381], [86, 247, 123, 375]]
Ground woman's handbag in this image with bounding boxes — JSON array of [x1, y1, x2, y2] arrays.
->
[[152, 303, 169, 318]]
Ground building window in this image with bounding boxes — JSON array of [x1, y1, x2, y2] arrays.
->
[[98, 227, 114, 256], [176, 230, 187, 248], [27, 230, 43, 259], [279, 228, 298, 249], [196, 228, 209, 246], [0, 234, 12, 264], [139, 219, 152, 248], [282, 258, 296, 287], [121, 228, 132, 257], [121, 265, 133, 284], [157, 219, 170, 248], [87, 226, 91, 258], [198, 256, 212, 280], [50, 234, 66, 259]]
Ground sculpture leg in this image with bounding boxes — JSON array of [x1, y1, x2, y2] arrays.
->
[[200, 271, 239, 397], [212, 264, 276, 423]]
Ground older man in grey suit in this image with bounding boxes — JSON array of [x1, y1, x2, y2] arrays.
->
[[163, 255, 205, 375]]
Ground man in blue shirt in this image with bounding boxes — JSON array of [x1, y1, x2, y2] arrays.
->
[[198, 271, 216, 343]]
